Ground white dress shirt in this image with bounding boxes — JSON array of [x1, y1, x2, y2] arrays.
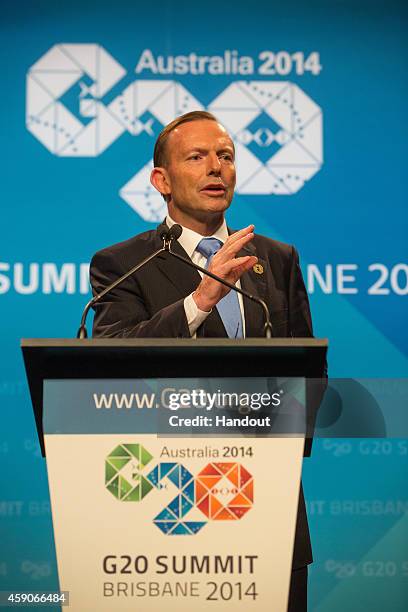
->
[[166, 215, 246, 337]]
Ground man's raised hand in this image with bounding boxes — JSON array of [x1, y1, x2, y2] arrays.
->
[[193, 225, 258, 312]]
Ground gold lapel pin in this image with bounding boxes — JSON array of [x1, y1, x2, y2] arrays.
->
[[253, 263, 264, 275]]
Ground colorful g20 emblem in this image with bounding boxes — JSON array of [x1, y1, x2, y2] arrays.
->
[[105, 443, 254, 535]]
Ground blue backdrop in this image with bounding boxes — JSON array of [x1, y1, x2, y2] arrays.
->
[[1, 0, 407, 609]]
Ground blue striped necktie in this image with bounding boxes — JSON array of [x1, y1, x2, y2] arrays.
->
[[196, 237, 243, 338]]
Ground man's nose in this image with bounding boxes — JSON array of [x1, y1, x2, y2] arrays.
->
[[206, 152, 221, 175]]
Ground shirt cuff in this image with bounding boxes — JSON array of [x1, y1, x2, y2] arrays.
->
[[184, 292, 211, 336]]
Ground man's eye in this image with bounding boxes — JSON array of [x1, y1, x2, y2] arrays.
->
[[189, 154, 201, 160], [220, 153, 233, 161]]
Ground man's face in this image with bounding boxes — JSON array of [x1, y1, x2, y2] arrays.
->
[[162, 120, 236, 222]]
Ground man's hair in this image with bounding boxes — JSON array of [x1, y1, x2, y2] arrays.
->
[[153, 110, 218, 168]]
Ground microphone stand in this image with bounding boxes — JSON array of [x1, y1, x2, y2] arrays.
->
[[76, 237, 169, 339]]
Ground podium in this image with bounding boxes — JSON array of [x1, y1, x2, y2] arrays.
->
[[22, 338, 327, 612]]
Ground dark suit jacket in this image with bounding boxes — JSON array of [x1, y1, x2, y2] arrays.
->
[[90, 227, 313, 340], [90, 226, 320, 569]]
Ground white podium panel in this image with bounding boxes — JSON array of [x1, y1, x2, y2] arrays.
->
[[43, 377, 306, 611]]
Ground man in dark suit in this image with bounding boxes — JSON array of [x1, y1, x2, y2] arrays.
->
[[91, 110, 320, 611]]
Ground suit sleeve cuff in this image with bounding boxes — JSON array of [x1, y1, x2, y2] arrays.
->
[[184, 293, 211, 336]]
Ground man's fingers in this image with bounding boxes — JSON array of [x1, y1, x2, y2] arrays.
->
[[231, 255, 257, 267], [221, 255, 258, 276], [216, 232, 255, 262], [234, 257, 259, 278], [220, 225, 255, 251], [226, 225, 255, 245]]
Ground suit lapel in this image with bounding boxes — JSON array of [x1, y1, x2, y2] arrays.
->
[[156, 238, 201, 297]]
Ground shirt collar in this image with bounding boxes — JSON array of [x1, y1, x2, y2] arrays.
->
[[166, 215, 229, 259]]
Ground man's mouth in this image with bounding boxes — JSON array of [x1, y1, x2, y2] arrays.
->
[[200, 183, 227, 197]]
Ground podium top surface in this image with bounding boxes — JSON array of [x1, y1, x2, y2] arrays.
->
[[21, 337, 327, 374], [21, 337, 327, 379], [21, 337, 327, 347]]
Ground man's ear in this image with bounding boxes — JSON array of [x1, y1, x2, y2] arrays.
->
[[150, 167, 171, 199]]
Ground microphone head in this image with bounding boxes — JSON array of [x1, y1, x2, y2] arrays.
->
[[169, 224, 183, 240], [157, 223, 170, 241]]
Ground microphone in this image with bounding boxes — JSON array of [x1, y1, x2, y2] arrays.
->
[[157, 223, 183, 246], [76, 224, 179, 339], [166, 225, 273, 338], [168, 224, 183, 241], [158, 224, 169, 241]]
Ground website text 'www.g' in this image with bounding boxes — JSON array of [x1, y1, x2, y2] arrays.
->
[[93, 389, 282, 411]]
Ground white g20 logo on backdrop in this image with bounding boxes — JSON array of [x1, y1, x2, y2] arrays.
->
[[26, 44, 323, 222]]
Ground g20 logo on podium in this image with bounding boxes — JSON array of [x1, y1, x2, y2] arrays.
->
[[105, 443, 254, 536], [26, 44, 323, 222]]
